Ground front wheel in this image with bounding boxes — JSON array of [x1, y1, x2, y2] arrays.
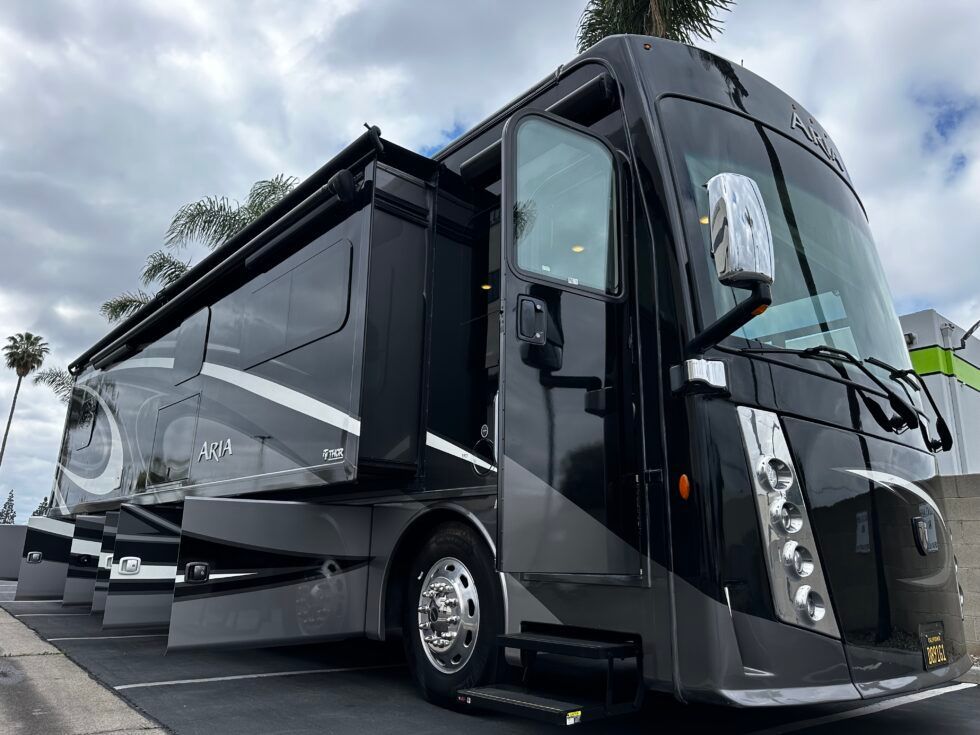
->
[[402, 522, 503, 704]]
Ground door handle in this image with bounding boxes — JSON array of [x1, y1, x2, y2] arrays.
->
[[517, 295, 547, 345]]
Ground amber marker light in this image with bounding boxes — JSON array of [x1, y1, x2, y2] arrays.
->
[[699, 215, 709, 225], [571, 244, 585, 253], [751, 304, 768, 316], [480, 284, 491, 291], [678, 474, 691, 501]]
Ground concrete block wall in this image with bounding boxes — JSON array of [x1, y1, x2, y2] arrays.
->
[[941, 474, 980, 656]]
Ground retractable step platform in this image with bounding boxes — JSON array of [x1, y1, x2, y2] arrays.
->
[[456, 684, 626, 727], [457, 631, 643, 726]]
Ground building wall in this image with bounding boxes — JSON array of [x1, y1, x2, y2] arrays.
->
[[937, 474, 980, 656], [900, 309, 980, 476]]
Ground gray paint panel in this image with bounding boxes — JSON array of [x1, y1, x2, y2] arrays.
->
[[0, 525, 27, 580], [499, 456, 639, 574], [14, 516, 75, 600], [168, 497, 371, 650]]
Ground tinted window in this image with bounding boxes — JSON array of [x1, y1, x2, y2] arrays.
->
[[514, 117, 618, 293], [242, 239, 352, 367], [148, 394, 200, 486]]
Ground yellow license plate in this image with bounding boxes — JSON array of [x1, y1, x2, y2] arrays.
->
[[920, 629, 948, 670]]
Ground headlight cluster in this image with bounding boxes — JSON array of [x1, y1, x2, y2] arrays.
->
[[738, 407, 840, 638]]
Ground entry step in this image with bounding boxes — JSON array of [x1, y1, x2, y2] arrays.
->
[[497, 632, 637, 659], [456, 684, 616, 726]]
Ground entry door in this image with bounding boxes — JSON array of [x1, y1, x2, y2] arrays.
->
[[497, 110, 641, 576]]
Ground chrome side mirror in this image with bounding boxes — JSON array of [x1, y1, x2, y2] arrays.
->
[[707, 173, 774, 288]]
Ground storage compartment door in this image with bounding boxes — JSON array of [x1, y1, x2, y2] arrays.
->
[[0, 524, 27, 580], [14, 516, 74, 600], [168, 497, 371, 650], [63, 514, 104, 605], [103, 504, 183, 628]]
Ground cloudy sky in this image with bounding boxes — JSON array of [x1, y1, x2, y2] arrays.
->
[[0, 0, 977, 519]]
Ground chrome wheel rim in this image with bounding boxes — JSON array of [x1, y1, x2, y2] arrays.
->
[[416, 556, 480, 674]]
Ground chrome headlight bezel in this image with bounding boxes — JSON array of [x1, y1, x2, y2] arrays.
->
[[738, 406, 840, 638]]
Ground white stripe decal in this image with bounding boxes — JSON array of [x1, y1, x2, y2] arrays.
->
[[114, 663, 404, 690], [58, 383, 124, 496], [27, 516, 75, 538], [174, 572, 256, 584], [49, 634, 169, 642], [749, 682, 976, 734], [110, 563, 177, 581], [425, 432, 496, 472], [201, 363, 360, 436], [70, 538, 102, 556]]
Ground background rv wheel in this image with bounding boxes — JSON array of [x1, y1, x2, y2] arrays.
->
[[403, 521, 502, 705]]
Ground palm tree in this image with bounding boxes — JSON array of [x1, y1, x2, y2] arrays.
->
[[1, 333, 50, 470], [34, 366, 74, 404], [101, 175, 299, 322], [577, 0, 734, 51]]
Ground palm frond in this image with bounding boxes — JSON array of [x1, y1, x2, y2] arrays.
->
[[165, 175, 297, 252], [141, 250, 191, 287], [33, 366, 74, 404], [100, 291, 153, 323], [577, 0, 649, 51], [244, 175, 298, 221], [164, 196, 250, 252], [659, 0, 734, 44]]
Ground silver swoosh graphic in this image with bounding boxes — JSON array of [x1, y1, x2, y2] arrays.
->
[[58, 384, 124, 496], [841, 468, 950, 589]]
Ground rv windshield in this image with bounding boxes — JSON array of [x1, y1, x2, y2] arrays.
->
[[661, 98, 912, 374]]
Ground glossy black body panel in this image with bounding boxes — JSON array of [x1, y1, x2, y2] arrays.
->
[[91, 510, 118, 613]]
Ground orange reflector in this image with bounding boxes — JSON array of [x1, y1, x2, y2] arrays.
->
[[678, 474, 691, 501], [751, 304, 768, 316]]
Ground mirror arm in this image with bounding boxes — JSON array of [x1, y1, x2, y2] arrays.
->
[[687, 282, 772, 355]]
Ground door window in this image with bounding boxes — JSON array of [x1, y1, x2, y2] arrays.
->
[[513, 116, 619, 294]]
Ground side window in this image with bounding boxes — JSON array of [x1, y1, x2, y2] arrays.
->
[[69, 389, 99, 451], [242, 239, 352, 367], [513, 116, 619, 294], [173, 308, 210, 385], [148, 394, 200, 486]]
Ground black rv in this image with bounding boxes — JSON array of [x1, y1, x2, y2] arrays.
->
[[17, 35, 969, 725]]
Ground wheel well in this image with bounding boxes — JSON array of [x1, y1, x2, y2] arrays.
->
[[382, 508, 494, 639]]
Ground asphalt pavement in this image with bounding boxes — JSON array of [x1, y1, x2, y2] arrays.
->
[[0, 587, 977, 735]]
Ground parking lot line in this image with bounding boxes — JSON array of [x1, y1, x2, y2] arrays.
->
[[749, 682, 977, 735], [115, 663, 405, 690], [48, 633, 169, 642]]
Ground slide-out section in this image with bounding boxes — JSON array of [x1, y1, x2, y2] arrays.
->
[[63, 514, 104, 605], [103, 504, 182, 629], [0, 524, 27, 580], [168, 497, 371, 650], [14, 516, 75, 600], [91, 510, 118, 613]]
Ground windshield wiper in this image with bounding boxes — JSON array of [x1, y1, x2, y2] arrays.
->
[[866, 356, 953, 452], [738, 344, 920, 432]]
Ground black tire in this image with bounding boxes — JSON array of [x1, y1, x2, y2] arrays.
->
[[402, 521, 503, 705]]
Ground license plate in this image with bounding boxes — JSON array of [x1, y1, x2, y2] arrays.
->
[[920, 624, 948, 670]]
